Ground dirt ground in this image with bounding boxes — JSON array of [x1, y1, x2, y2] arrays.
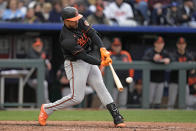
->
[[0, 121, 196, 131]]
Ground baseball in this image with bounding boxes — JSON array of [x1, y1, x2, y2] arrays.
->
[[126, 77, 133, 83]]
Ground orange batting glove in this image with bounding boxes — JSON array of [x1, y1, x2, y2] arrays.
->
[[101, 57, 112, 66], [100, 47, 111, 61]]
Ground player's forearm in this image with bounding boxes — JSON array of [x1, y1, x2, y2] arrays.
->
[[75, 51, 101, 65], [87, 28, 104, 48]]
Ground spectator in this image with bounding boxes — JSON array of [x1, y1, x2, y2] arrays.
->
[[0, 0, 7, 19], [28, 0, 46, 8], [2, 0, 25, 22], [18, 0, 27, 17], [177, 0, 195, 26], [135, 0, 150, 25], [87, 4, 109, 25], [23, 8, 39, 23], [42, 2, 52, 22], [165, 2, 179, 26], [34, 4, 45, 22], [75, 2, 91, 18], [151, 6, 167, 25], [48, 1, 62, 23], [27, 37, 51, 103], [148, 0, 171, 25], [168, 37, 193, 109], [88, 0, 104, 13], [148, 0, 171, 10], [104, 0, 137, 26], [143, 36, 171, 108], [110, 38, 134, 108], [61, 0, 76, 7]]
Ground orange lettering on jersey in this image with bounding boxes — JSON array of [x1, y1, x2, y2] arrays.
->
[[179, 57, 187, 62], [77, 32, 89, 47]]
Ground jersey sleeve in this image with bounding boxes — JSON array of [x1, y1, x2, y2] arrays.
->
[[79, 18, 104, 48], [61, 38, 84, 56], [143, 48, 154, 61], [61, 37, 101, 65]]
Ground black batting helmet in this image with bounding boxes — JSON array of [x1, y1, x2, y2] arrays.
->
[[61, 7, 83, 21]]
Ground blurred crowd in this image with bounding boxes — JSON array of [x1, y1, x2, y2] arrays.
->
[[1, 0, 196, 27]]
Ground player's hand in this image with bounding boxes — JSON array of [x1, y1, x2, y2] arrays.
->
[[101, 57, 112, 66], [100, 47, 110, 61]]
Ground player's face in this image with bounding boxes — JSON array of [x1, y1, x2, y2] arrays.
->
[[177, 43, 186, 51], [64, 20, 79, 29], [112, 45, 122, 54], [154, 42, 164, 51]]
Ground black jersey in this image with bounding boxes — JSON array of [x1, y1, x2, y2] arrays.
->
[[169, 50, 193, 83], [143, 48, 171, 83], [59, 18, 104, 65]]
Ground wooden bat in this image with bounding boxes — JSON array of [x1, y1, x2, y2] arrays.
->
[[109, 63, 124, 92]]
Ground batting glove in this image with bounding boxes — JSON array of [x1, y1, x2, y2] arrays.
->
[[101, 57, 112, 66], [100, 47, 111, 61]]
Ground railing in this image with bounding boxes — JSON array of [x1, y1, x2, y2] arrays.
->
[[104, 61, 196, 109], [0, 22, 196, 33], [0, 59, 45, 108]]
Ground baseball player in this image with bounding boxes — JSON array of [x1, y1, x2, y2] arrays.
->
[[143, 36, 171, 108], [110, 38, 134, 108], [168, 37, 193, 109], [38, 7, 126, 128]]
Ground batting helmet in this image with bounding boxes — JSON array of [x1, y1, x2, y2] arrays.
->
[[61, 7, 83, 21]]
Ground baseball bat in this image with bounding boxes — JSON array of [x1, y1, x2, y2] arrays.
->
[[109, 63, 124, 92]]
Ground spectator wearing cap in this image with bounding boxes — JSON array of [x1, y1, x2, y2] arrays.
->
[[168, 37, 194, 109], [110, 38, 134, 108], [2, 0, 25, 22], [143, 36, 171, 108], [177, 0, 195, 26], [165, 2, 179, 26], [87, 4, 109, 25], [104, 0, 137, 26], [48, 1, 62, 23], [27, 37, 51, 103]]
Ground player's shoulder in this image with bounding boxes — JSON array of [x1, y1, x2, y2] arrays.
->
[[60, 27, 71, 38], [79, 18, 90, 26]]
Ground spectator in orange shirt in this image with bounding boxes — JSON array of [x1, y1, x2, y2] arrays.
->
[[110, 37, 134, 108]]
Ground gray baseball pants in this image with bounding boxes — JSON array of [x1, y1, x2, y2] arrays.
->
[[44, 60, 113, 115], [168, 83, 178, 108], [149, 82, 164, 104]]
